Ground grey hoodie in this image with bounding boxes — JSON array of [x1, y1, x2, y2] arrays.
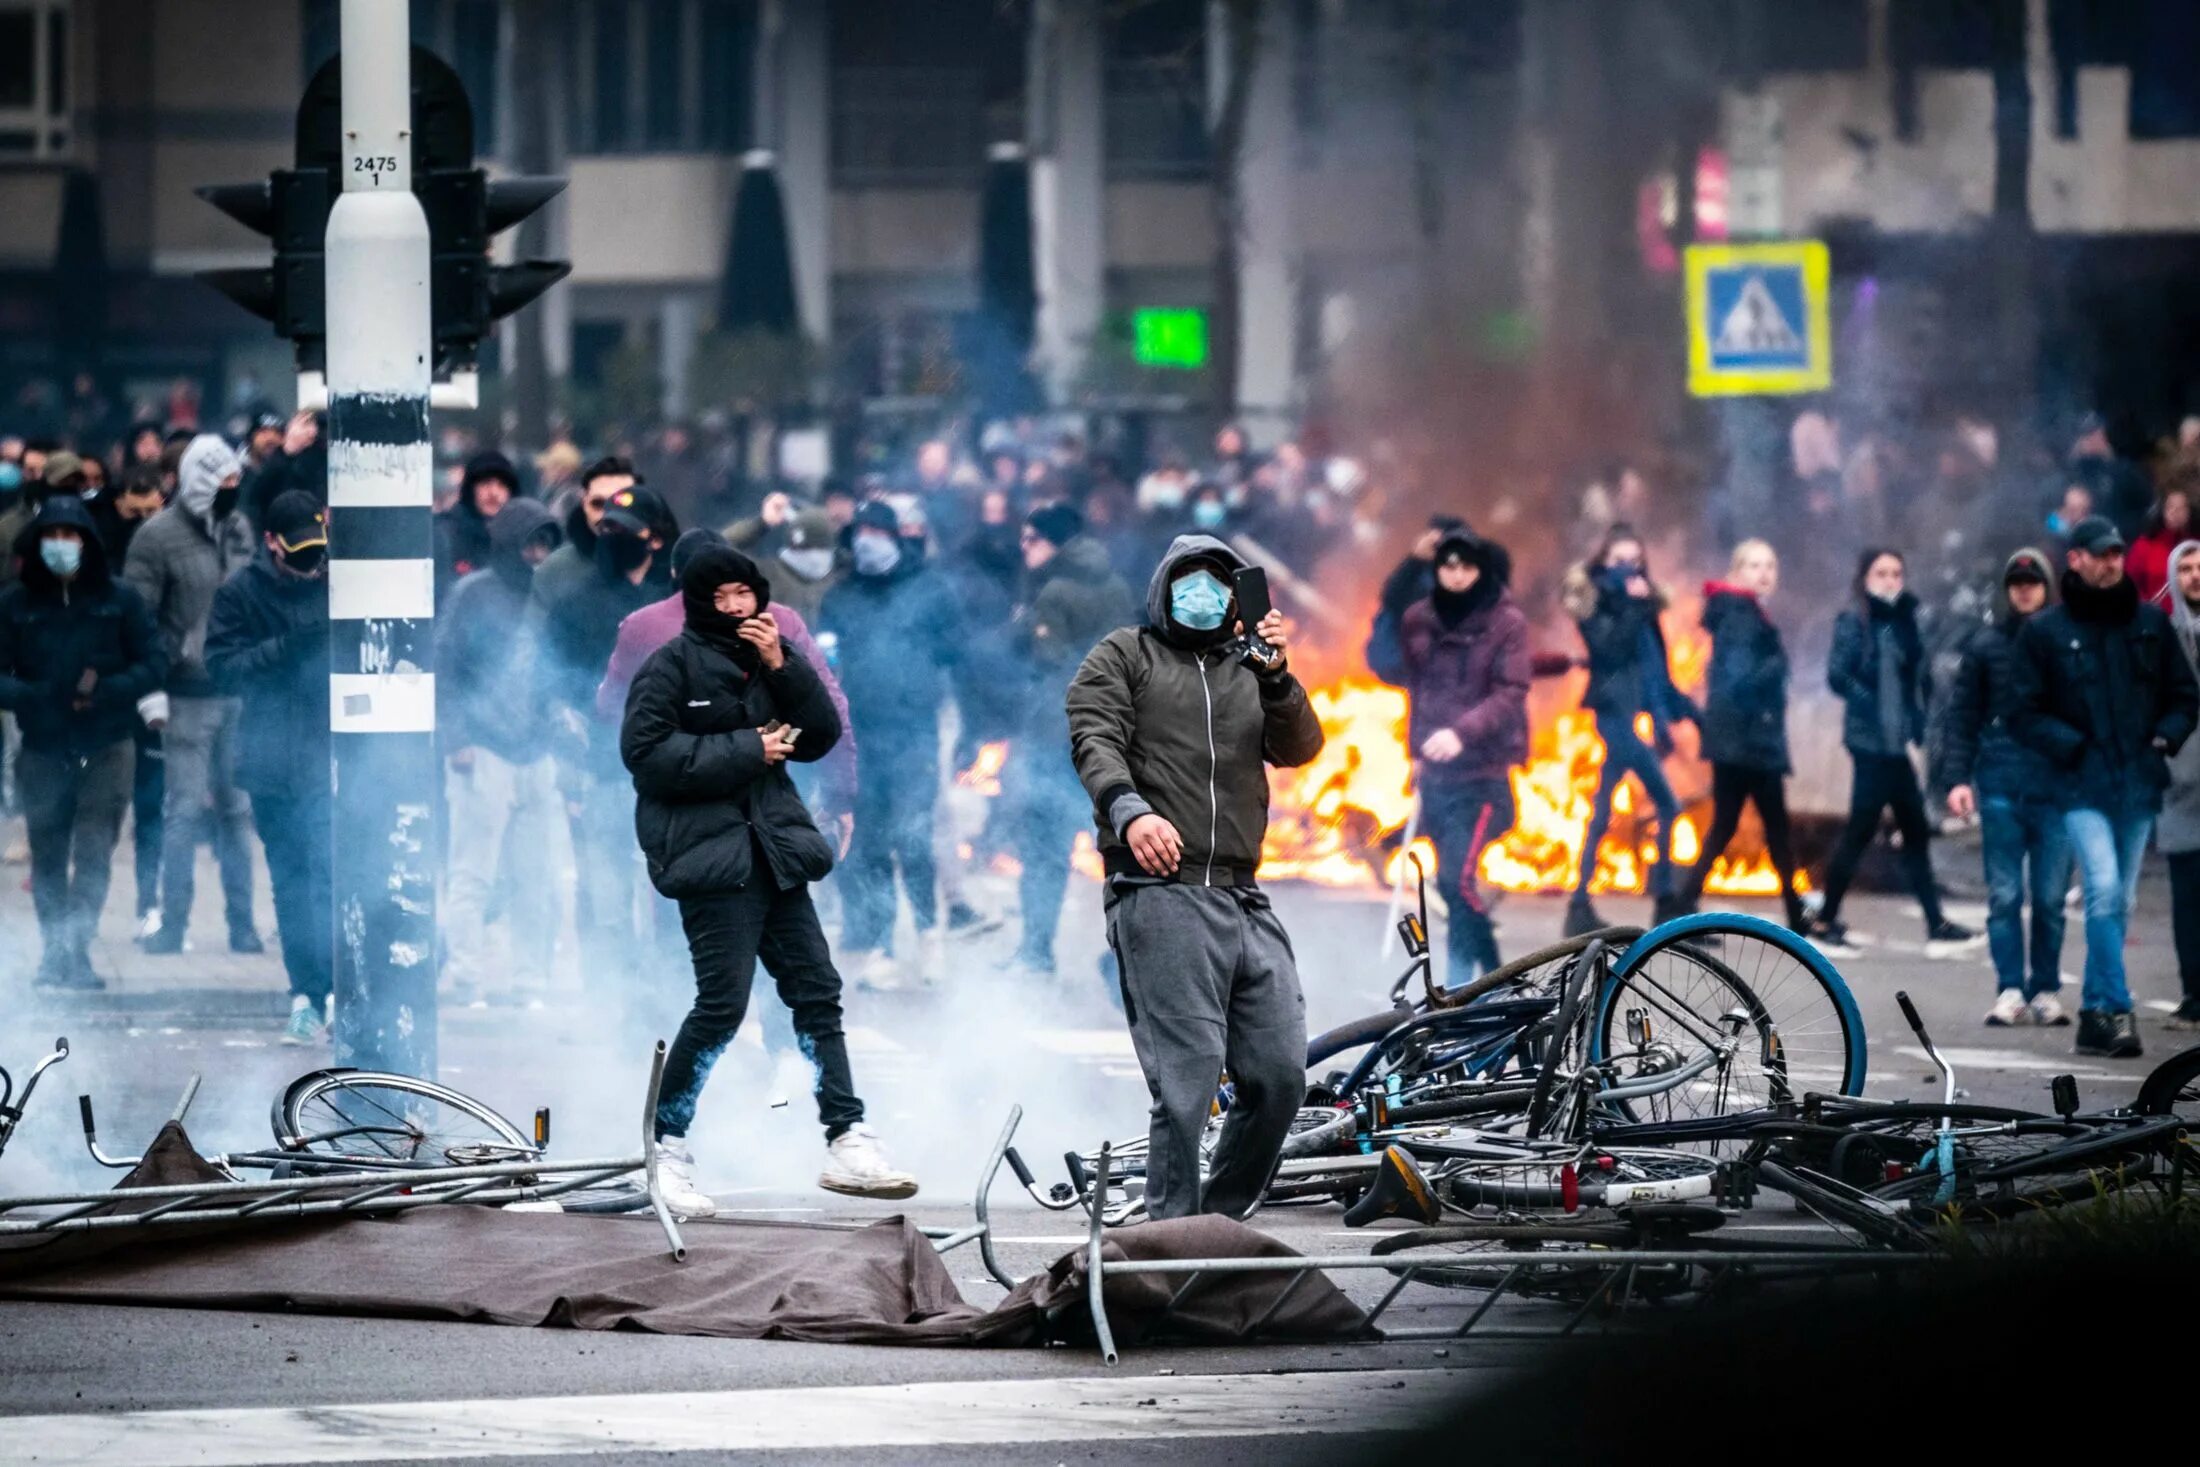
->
[[2161, 539, 2200, 854], [120, 433, 254, 697]]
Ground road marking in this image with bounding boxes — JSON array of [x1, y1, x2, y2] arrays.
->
[[0, 1370, 1455, 1465], [1894, 1045, 2117, 1080]]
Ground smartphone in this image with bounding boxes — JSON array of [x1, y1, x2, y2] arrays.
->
[[1231, 566, 1273, 631]]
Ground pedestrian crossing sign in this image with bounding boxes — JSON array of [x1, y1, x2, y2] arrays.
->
[[1685, 240, 1832, 397]]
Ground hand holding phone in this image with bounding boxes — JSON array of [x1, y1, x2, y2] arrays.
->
[[1231, 566, 1285, 671]]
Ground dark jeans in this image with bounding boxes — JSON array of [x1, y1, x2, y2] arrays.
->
[[1979, 795, 2070, 999], [1676, 763, 1802, 924], [131, 729, 164, 917], [1424, 778, 1514, 984], [842, 733, 939, 952], [251, 791, 333, 1005], [1575, 713, 1679, 897], [2172, 850, 2200, 1008], [20, 740, 133, 971], [1007, 745, 1088, 969], [657, 875, 865, 1143], [1819, 752, 1943, 930]]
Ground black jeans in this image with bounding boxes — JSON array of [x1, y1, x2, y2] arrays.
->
[[1423, 778, 1514, 984], [20, 740, 133, 971], [657, 874, 865, 1142], [1676, 763, 1803, 925], [1819, 752, 1943, 930], [252, 791, 333, 1005], [1575, 712, 1680, 897], [2172, 851, 2200, 1007]]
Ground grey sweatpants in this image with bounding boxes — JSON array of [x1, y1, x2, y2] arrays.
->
[[1105, 881, 1307, 1221]]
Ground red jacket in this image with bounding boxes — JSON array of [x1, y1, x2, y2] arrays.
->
[[598, 596, 856, 809], [1399, 592, 1531, 783], [2130, 526, 2178, 608]]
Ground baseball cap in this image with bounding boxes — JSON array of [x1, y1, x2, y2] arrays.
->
[[265, 491, 327, 551], [2067, 515, 2125, 555], [40, 450, 86, 485]]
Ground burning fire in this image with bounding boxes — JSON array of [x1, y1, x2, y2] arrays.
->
[[1260, 609, 1797, 898], [957, 740, 1010, 797]]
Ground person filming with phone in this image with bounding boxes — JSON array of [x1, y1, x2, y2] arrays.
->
[[1067, 533, 1325, 1219], [619, 544, 918, 1218]]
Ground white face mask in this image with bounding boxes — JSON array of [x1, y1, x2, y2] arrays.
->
[[780, 546, 835, 581]]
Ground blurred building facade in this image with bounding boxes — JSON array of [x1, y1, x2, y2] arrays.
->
[[4, 0, 2200, 435]]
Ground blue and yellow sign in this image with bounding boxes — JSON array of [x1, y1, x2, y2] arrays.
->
[[1685, 240, 1832, 397]]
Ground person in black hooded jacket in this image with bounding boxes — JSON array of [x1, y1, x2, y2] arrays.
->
[[620, 544, 917, 1217], [1814, 548, 1975, 953], [1670, 539, 1806, 933], [0, 494, 165, 988], [433, 450, 520, 603]]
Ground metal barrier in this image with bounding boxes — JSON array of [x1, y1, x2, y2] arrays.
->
[[0, 1042, 688, 1262]]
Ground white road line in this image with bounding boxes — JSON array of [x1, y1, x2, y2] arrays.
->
[[0, 1370, 1455, 1466], [1893, 1045, 2117, 1080]]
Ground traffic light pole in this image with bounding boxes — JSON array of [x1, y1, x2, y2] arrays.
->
[[324, 0, 437, 1076]]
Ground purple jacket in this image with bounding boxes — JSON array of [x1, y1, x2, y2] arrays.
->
[[1399, 593, 1531, 783], [598, 596, 856, 810]]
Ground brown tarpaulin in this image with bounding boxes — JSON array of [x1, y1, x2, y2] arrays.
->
[[0, 1127, 1367, 1348]]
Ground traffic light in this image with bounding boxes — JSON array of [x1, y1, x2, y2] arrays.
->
[[198, 48, 567, 379]]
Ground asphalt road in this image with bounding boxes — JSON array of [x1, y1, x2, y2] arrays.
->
[[2, 836, 2191, 1465]]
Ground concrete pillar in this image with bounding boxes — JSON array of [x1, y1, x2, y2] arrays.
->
[[1218, 0, 1298, 440], [659, 291, 703, 419], [757, 0, 831, 343], [1028, 0, 1105, 404]]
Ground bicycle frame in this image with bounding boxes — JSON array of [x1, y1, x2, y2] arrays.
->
[[0, 1037, 70, 1164]]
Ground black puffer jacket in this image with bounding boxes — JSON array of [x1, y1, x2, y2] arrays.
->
[[1933, 613, 2059, 801], [0, 495, 165, 754], [621, 631, 843, 899], [1827, 592, 1928, 756], [1564, 566, 1694, 732], [204, 550, 330, 801], [1697, 583, 1790, 773], [1066, 533, 1325, 883], [2009, 572, 2199, 814], [1021, 535, 1135, 751]]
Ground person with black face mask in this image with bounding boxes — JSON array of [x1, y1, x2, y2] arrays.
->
[[121, 432, 261, 957], [436, 499, 564, 1011], [534, 486, 674, 1004], [1066, 533, 1324, 1220], [1814, 548, 1977, 957], [206, 492, 333, 1040], [621, 544, 917, 1217], [1398, 530, 1530, 984]]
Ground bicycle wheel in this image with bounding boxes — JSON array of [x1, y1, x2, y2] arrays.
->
[[2136, 1045, 2200, 1125], [275, 1069, 536, 1165], [1594, 913, 1867, 1120]]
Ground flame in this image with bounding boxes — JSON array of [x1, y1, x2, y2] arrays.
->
[[957, 740, 1009, 797]]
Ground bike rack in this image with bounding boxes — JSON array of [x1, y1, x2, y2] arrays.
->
[[0, 1042, 688, 1263]]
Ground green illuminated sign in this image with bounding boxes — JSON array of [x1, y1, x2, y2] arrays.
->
[[1133, 308, 1208, 369]]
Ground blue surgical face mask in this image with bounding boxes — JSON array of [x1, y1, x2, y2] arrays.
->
[[0, 462, 20, 493], [1191, 500, 1227, 530], [40, 537, 83, 578], [1169, 568, 1231, 630], [852, 532, 902, 578]]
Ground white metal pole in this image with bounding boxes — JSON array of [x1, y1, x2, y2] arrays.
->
[[325, 0, 438, 1076]]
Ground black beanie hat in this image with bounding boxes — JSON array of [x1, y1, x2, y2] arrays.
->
[[1025, 503, 1083, 548]]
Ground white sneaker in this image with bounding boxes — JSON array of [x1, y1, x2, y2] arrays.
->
[[2029, 993, 2072, 1027], [855, 950, 903, 992], [137, 907, 163, 941], [652, 1138, 718, 1219], [1985, 989, 2031, 1027], [915, 929, 945, 988], [819, 1125, 920, 1200]]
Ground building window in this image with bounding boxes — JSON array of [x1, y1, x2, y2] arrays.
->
[[1104, 0, 1207, 181], [0, 1, 70, 160], [573, 0, 752, 155]]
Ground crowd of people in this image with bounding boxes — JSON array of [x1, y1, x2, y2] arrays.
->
[[5, 383, 2200, 1212]]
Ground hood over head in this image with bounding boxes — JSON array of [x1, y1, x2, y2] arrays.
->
[[1430, 529, 1508, 625], [680, 543, 771, 669], [176, 433, 243, 525], [12, 492, 111, 595], [461, 451, 521, 518], [1143, 532, 1245, 644], [669, 526, 727, 581], [487, 498, 559, 587], [2168, 539, 2200, 668]]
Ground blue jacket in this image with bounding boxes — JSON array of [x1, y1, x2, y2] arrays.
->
[[1933, 614, 2060, 801], [818, 555, 959, 749]]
